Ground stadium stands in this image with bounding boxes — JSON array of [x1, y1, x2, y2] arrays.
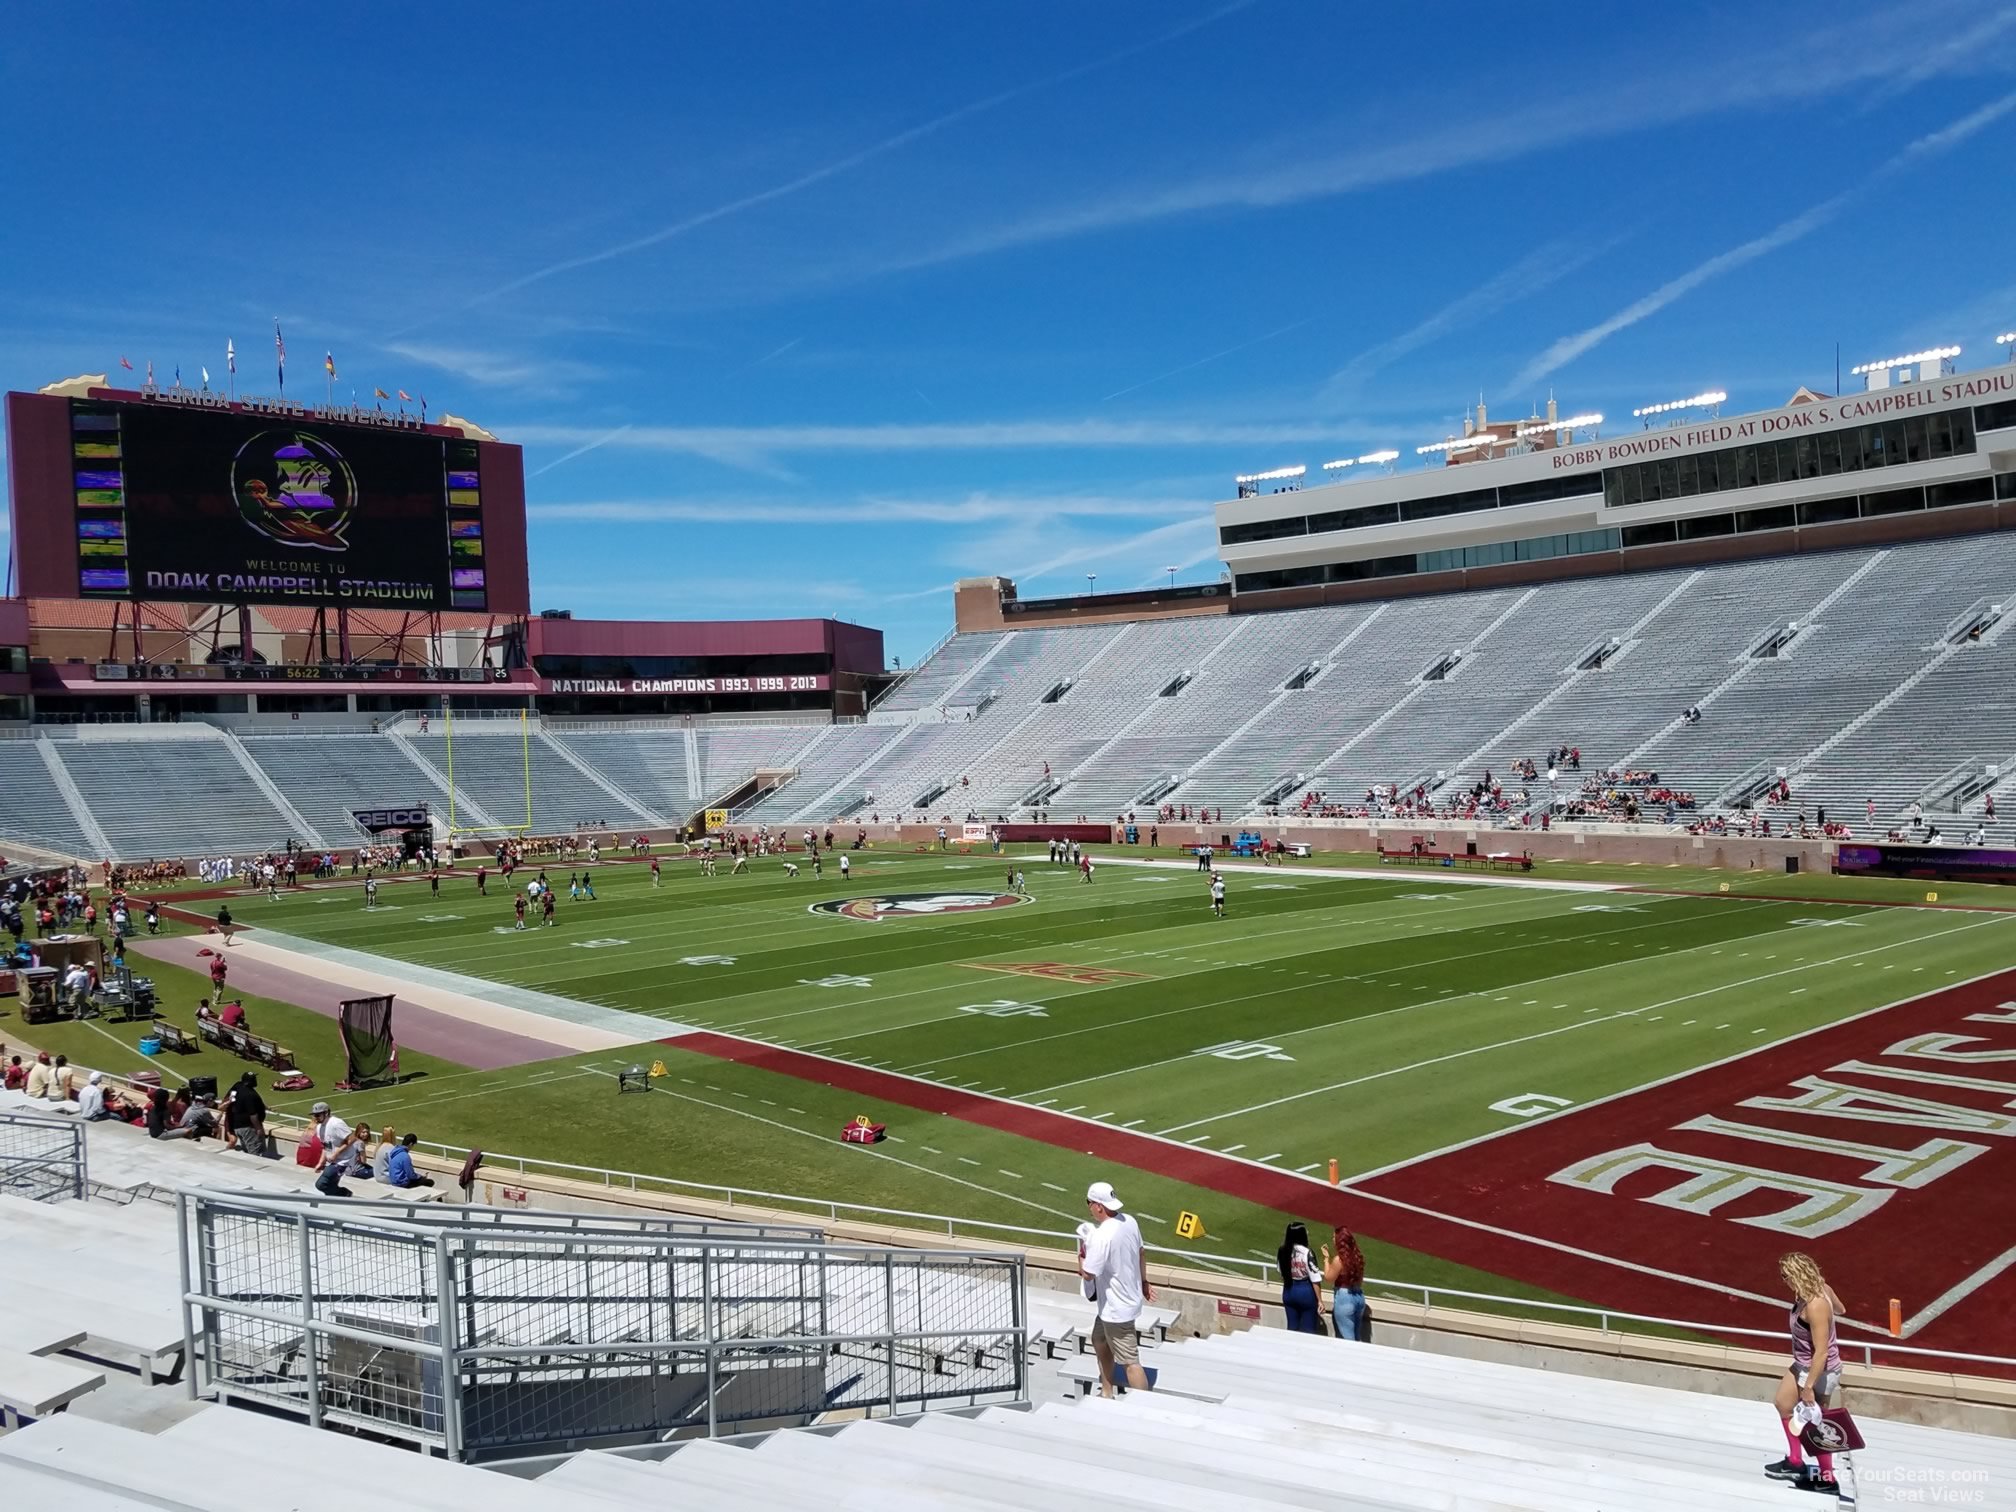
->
[[0, 739, 96, 857], [50, 731, 297, 857], [17, 532, 2016, 856], [4, 1294, 2010, 1505]]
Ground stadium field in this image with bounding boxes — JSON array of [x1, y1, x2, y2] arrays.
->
[[87, 845, 2016, 1357]]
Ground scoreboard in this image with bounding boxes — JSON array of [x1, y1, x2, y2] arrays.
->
[[6, 388, 530, 615]]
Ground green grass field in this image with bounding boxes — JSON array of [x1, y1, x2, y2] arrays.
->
[[94, 843, 2011, 1311]]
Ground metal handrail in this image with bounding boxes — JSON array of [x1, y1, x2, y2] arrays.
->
[[74, 1075, 2013, 1376]]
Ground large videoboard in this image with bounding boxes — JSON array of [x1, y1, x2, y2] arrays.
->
[[64, 398, 488, 610]]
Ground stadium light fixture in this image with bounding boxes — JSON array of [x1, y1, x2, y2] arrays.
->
[[1848, 345, 1960, 376], [1514, 412, 1604, 438], [1086, 573, 1097, 596], [1166, 566, 1177, 589], [1357, 449, 1399, 465], [1320, 457, 1356, 471], [1234, 464, 1308, 484], [1631, 391, 1726, 419], [1998, 333, 2015, 358], [1415, 433, 1500, 455]]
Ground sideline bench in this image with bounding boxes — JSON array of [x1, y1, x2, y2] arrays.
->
[[1378, 843, 1533, 873], [195, 1017, 296, 1070], [150, 1022, 198, 1054]]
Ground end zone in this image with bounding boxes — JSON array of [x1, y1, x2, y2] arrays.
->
[[1357, 968, 2016, 1358]]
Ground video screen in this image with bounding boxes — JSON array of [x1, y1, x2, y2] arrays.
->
[[68, 400, 488, 610]]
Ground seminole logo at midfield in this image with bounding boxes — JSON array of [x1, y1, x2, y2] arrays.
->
[[231, 429, 357, 551], [810, 892, 1028, 922]]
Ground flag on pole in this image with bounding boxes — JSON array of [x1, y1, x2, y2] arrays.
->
[[119, 356, 133, 371], [226, 338, 236, 375], [274, 321, 286, 392], [174, 365, 181, 387], [373, 387, 389, 400], [145, 360, 154, 386], [396, 389, 410, 402], [324, 352, 336, 379], [201, 366, 210, 388]]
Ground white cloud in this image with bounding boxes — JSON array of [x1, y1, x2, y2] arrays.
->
[[382, 341, 605, 389], [527, 490, 1206, 526], [425, 2, 1254, 319], [843, 5, 2004, 283], [510, 417, 1356, 457], [1512, 89, 2016, 390], [1324, 235, 1625, 398]]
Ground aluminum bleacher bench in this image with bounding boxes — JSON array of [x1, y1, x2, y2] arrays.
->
[[0, 1345, 105, 1430]]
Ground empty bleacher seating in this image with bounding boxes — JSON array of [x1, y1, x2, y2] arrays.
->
[[0, 739, 94, 856], [19, 533, 2016, 855]]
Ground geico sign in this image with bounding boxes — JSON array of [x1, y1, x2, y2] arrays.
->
[[352, 807, 432, 830]]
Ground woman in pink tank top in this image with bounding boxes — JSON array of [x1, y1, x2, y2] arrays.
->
[[1765, 1252, 1845, 1494]]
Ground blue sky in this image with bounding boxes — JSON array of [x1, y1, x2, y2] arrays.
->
[[5, 2, 2016, 661]]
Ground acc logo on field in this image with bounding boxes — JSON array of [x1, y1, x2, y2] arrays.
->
[[809, 892, 1029, 922], [232, 428, 357, 552]]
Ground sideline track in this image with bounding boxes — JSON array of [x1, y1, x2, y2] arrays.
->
[[131, 930, 680, 1066]]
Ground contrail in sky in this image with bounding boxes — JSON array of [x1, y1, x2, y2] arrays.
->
[[438, 1, 1255, 317], [530, 423, 633, 478], [1513, 90, 2016, 390]]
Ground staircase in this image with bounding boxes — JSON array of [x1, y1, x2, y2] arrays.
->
[[387, 730, 504, 832], [33, 737, 114, 859], [216, 729, 326, 847], [538, 730, 664, 825]]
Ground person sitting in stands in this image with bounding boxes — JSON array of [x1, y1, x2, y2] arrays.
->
[[383, 1132, 433, 1189], [218, 999, 247, 1030], [146, 1086, 171, 1139], [3, 1054, 25, 1090], [75, 1070, 110, 1121], [163, 1091, 218, 1140]]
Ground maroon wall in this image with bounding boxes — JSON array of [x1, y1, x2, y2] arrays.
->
[[0, 599, 29, 646], [475, 438, 531, 616], [529, 616, 883, 668], [5, 391, 77, 600], [829, 620, 886, 675]]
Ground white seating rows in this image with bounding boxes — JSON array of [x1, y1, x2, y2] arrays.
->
[[18, 533, 2016, 854], [53, 736, 295, 858], [393, 727, 652, 832], [235, 733, 465, 846], [0, 740, 94, 856], [7, 1323, 2005, 1509]]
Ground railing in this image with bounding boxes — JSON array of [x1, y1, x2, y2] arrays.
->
[[48, 1073, 2015, 1382], [179, 1189, 1027, 1461], [0, 1109, 88, 1201]]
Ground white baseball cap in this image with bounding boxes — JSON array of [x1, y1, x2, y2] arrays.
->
[[1086, 1180, 1124, 1211]]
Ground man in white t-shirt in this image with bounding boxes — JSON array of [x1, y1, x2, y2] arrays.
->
[[1080, 1180, 1153, 1398]]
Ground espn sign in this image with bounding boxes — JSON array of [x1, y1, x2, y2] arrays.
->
[[352, 805, 432, 831]]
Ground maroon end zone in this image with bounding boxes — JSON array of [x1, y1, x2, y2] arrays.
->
[[1359, 970, 2016, 1361], [668, 972, 2016, 1368]]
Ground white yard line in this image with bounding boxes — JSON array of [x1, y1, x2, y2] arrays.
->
[[1156, 913, 2011, 1135], [1014, 898, 1800, 1099], [1342, 922, 2015, 1182], [1099, 854, 1627, 893]]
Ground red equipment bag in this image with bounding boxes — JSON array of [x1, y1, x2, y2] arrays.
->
[[840, 1114, 887, 1144]]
